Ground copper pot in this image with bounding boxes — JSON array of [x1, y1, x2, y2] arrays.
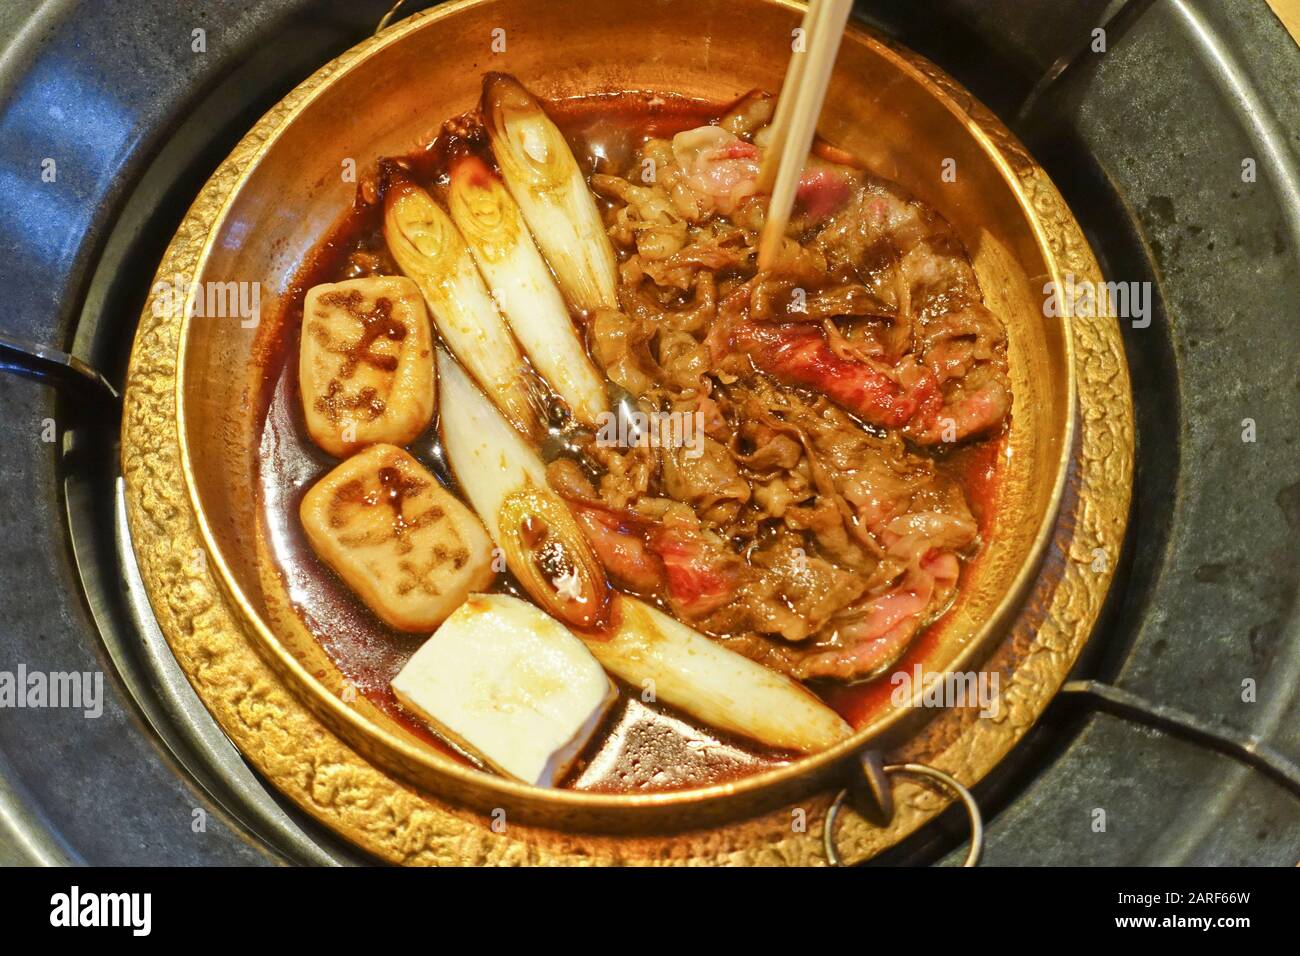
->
[[123, 0, 1132, 856]]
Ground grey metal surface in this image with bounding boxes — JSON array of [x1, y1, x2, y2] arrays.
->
[[0, 381, 276, 865], [922, 0, 1300, 865], [0, 0, 403, 866], [103, 473, 360, 866], [0, 0, 1295, 865]]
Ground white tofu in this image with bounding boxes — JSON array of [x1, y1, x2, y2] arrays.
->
[[391, 593, 617, 787], [300, 276, 434, 457], [300, 444, 495, 632]]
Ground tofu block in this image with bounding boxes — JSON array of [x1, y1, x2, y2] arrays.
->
[[300, 276, 434, 457], [300, 444, 495, 632], [391, 593, 618, 786]]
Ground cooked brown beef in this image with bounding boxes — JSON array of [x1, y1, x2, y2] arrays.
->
[[552, 102, 1007, 681]]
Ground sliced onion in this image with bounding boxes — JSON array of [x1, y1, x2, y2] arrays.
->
[[447, 154, 608, 427], [438, 349, 611, 630], [384, 180, 543, 438], [481, 73, 619, 314]]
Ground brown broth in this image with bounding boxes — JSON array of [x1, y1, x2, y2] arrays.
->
[[251, 91, 1006, 792]]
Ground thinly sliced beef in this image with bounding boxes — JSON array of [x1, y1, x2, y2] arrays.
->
[[795, 166, 856, 222], [721, 549, 960, 681], [568, 500, 666, 596], [551, 459, 745, 621], [790, 549, 960, 680], [569, 101, 1009, 685], [728, 321, 940, 431], [650, 524, 743, 619], [659, 438, 750, 524]]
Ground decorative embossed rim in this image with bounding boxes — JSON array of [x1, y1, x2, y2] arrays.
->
[[121, 0, 1134, 862]]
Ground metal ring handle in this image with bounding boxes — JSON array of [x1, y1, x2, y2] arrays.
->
[[823, 762, 984, 867]]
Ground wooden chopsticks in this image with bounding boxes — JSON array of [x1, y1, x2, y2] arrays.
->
[[756, 0, 854, 271]]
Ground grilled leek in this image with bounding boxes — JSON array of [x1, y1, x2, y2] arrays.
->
[[447, 153, 608, 426], [384, 179, 542, 438], [482, 73, 619, 313]]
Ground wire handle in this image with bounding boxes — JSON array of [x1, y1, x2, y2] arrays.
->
[[0, 332, 119, 403], [376, 0, 409, 35], [823, 755, 984, 867], [1061, 680, 1300, 798]]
